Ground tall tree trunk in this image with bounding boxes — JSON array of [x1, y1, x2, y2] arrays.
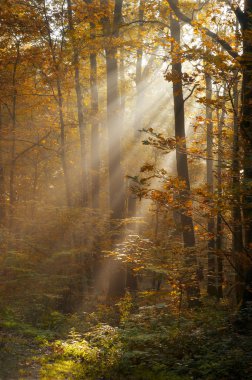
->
[[166, 0, 252, 311], [89, 26, 100, 209], [232, 20, 243, 302], [128, 0, 144, 217], [56, 78, 72, 207], [205, 72, 217, 297], [9, 43, 20, 230], [0, 104, 5, 224], [134, 0, 143, 139], [232, 73, 243, 302], [170, 2, 200, 307], [84, 0, 101, 209], [241, 0, 252, 308], [67, 0, 88, 207], [119, 49, 126, 121], [101, 0, 126, 300], [43, 1, 72, 207], [216, 90, 226, 300], [101, 0, 125, 219]]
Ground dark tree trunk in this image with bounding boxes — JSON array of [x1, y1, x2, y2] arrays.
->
[[119, 49, 126, 121], [56, 78, 72, 208], [89, 27, 100, 209], [128, 0, 144, 217], [101, 0, 126, 300], [9, 43, 20, 230], [0, 104, 5, 224], [232, 25, 243, 302], [216, 91, 226, 300], [205, 72, 217, 297], [170, 2, 200, 307], [166, 0, 252, 311], [241, 0, 252, 309], [67, 0, 88, 207], [101, 0, 125, 219], [43, 1, 72, 207], [84, 0, 100, 209]]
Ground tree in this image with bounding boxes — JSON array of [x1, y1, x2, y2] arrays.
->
[[85, 0, 101, 209], [169, 1, 200, 307], [67, 0, 88, 206], [101, 0, 125, 219], [167, 0, 252, 310], [205, 69, 217, 297]]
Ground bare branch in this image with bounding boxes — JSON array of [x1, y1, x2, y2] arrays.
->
[[167, 0, 239, 60], [13, 131, 52, 162], [183, 83, 199, 103]]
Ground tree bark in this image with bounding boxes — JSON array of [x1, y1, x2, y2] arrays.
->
[[232, 19, 243, 302], [0, 104, 5, 224], [84, 0, 101, 209], [67, 0, 88, 207], [90, 27, 100, 209], [101, 0, 125, 219], [170, 2, 200, 307], [43, 0, 72, 207], [240, 0, 252, 309], [216, 90, 226, 300], [128, 0, 144, 217], [205, 72, 217, 297], [56, 77, 72, 208], [9, 43, 20, 230]]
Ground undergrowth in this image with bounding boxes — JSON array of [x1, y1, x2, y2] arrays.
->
[[38, 297, 252, 380]]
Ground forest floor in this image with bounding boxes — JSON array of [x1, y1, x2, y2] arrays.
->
[[1, 300, 252, 380], [0, 318, 54, 379]]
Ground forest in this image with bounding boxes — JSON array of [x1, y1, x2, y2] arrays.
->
[[0, 0, 252, 379]]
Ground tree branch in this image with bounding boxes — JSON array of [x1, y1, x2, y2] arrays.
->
[[224, 0, 245, 28], [183, 83, 199, 103], [166, 0, 239, 60], [13, 131, 51, 162]]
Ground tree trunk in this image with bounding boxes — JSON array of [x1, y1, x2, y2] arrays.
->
[[205, 72, 217, 297], [0, 104, 5, 224], [67, 0, 88, 207], [84, 0, 101, 209], [89, 26, 100, 209], [232, 38, 243, 303], [240, 0, 252, 309], [101, 0, 126, 300], [166, 0, 252, 310], [170, 2, 200, 307], [56, 78, 72, 207], [101, 0, 125, 219], [43, 0, 72, 207], [9, 43, 20, 230], [128, 0, 144, 217], [216, 90, 226, 300]]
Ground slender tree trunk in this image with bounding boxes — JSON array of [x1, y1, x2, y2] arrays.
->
[[9, 43, 20, 230], [56, 78, 72, 207], [119, 49, 126, 121], [67, 0, 88, 206], [43, 0, 72, 207], [0, 104, 5, 224], [101, 0, 125, 219], [170, 3, 200, 307], [128, 0, 144, 217], [216, 91, 226, 300], [101, 0, 128, 300], [134, 0, 143, 139], [90, 31, 100, 209], [232, 59, 243, 303], [205, 72, 217, 297], [84, 0, 101, 209]]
